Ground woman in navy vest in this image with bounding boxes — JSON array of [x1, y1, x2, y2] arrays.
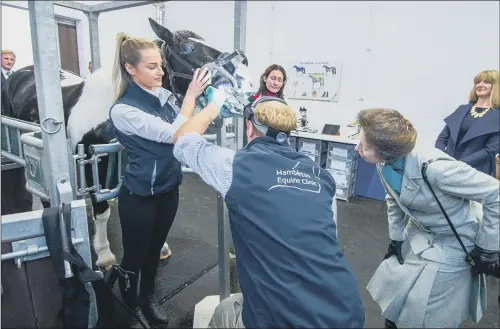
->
[[109, 32, 211, 327], [171, 96, 365, 328], [435, 70, 499, 177], [354, 109, 499, 328]]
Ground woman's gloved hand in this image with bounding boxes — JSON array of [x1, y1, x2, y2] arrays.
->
[[384, 239, 404, 265], [470, 245, 500, 276], [204, 86, 229, 118]]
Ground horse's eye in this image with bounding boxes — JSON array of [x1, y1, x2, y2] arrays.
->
[[181, 44, 194, 53]]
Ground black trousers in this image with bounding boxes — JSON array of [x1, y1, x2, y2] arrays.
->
[[118, 184, 179, 296]]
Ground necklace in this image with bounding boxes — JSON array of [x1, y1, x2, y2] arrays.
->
[[470, 105, 491, 118]]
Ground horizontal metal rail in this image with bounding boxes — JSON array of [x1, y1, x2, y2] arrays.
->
[[89, 133, 235, 156], [89, 141, 124, 155], [25, 184, 50, 201], [91, 165, 197, 203], [1, 116, 41, 132], [1, 237, 84, 261], [1, 151, 26, 166], [1, 160, 23, 171], [20, 132, 44, 150]]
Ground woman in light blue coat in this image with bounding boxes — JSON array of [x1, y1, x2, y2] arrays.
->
[[353, 108, 499, 328]]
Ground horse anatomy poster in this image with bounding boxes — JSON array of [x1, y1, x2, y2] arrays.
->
[[286, 61, 343, 102]]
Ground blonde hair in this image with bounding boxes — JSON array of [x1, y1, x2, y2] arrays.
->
[[1, 49, 15, 57], [357, 108, 417, 161], [112, 32, 161, 101], [254, 100, 297, 132], [468, 69, 500, 108]]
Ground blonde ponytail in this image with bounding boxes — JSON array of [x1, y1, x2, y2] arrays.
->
[[112, 32, 130, 101], [111, 32, 162, 102]]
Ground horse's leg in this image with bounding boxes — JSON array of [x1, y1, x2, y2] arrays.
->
[[92, 199, 116, 269], [83, 148, 116, 269]]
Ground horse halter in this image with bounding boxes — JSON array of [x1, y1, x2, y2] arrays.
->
[[160, 40, 251, 114], [243, 96, 291, 143]]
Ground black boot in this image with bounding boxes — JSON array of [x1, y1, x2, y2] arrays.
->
[[139, 293, 169, 324], [384, 318, 398, 329], [119, 271, 149, 328]]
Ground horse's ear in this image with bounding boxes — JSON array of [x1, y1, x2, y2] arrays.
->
[[148, 18, 174, 45]]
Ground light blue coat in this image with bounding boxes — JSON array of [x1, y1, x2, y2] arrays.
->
[[367, 145, 499, 328]]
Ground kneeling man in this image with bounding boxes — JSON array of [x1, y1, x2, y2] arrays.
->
[[172, 89, 365, 328]]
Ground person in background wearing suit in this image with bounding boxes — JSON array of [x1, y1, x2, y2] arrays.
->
[[1, 49, 16, 82], [354, 108, 499, 328], [1, 49, 16, 115], [435, 69, 499, 177]]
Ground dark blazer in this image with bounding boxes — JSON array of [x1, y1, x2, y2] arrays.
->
[[1, 72, 8, 115], [435, 102, 500, 177]]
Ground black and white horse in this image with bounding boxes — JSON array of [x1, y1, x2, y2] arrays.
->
[[1, 18, 249, 270]]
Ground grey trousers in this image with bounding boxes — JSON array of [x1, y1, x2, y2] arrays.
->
[[208, 293, 245, 328]]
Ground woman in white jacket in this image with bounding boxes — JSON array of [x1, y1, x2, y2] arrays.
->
[[353, 108, 499, 328]]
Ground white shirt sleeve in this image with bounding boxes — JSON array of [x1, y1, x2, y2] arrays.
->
[[173, 132, 235, 198], [110, 103, 187, 143]]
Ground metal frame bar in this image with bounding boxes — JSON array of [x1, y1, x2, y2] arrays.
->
[[233, 0, 247, 151], [28, 1, 73, 207], [4, 0, 247, 302], [90, 1, 165, 14]]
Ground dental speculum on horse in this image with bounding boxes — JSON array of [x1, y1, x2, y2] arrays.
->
[[3, 19, 252, 270], [195, 53, 254, 118]]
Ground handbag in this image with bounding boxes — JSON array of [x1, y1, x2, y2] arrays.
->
[[421, 159, 500, 278], [421, 159, 494, 323]]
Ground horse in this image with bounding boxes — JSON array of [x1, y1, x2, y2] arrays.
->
[[1, 17, 250, 270], [322, 65, 336, 75], [293, 65, 306, 75], [308, 73, 324, 90]]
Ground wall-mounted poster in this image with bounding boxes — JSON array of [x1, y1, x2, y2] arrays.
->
[[285, 60, 343, 102]]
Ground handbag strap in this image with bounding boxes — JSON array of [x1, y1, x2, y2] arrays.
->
[[421, 158, 476, 267]]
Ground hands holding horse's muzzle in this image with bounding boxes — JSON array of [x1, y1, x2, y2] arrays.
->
[[384, 239, 404, 265]]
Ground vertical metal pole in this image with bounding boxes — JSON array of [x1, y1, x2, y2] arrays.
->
[[87, 11, 101, 71], [28, 1, 73, 206], [217, 122, 230, 301], [233, 0, 247, 151]]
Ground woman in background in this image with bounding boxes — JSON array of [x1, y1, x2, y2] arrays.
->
[[251, 63, 287, 101], [435, 69, 499, 177], [355, 108, 499, 328], [244, 64, 288, 146]]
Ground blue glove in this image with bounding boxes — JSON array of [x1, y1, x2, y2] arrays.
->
[[204, 86, 247, 119], [205, 86, 226, 111]]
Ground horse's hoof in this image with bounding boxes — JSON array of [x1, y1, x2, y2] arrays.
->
[[96, 251, 117, 270], [160, 246, 172, 260]]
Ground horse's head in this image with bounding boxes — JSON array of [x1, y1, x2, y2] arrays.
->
[[149, 18, 253, 117]]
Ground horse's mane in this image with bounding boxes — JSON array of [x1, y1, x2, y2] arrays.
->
[[153, 30, 204, 49]]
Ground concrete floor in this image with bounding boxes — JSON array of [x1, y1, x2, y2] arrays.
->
[[31, 177, 500, 328], [175, 195, 500, 328]]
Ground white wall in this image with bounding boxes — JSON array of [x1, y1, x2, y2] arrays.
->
[[3, 1, 499, 147], [245, 1, 499, 147], [163, 1, 236, 55], [1, 1, 157, 77]]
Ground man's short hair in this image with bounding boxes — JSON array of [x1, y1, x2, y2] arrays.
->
[[254, 100, 297, 132], [1, 49, 16, 58]]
